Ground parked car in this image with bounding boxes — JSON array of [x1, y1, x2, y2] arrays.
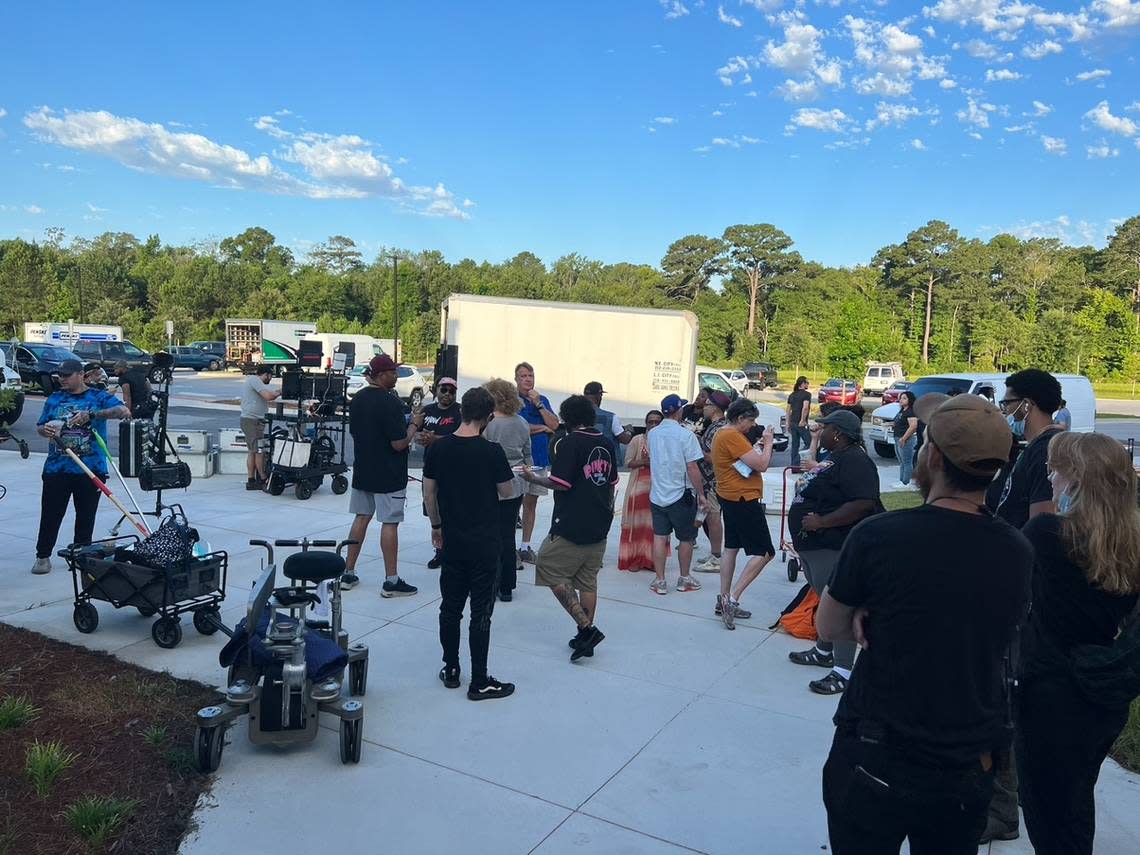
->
[[880, 380, 912, 405], [723, 369, 749, 394], [189, 341, 226, 359], [818, 378, 862, 406], [1, 342, 82, 394], [862, 362, 906, 396], [345, 364, 427, 408], [168, 345, 224, 371], [691, 365, 788, 451], [71, 339, 152, 376], [1, 346, 25, 427], [867, 372, 1096, 458], [742, 362, 779, 389]]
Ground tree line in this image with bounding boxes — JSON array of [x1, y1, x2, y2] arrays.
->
[[2, 218, 1139, 382]]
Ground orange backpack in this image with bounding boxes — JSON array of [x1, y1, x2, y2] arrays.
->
[[770, 583, 819, 640]]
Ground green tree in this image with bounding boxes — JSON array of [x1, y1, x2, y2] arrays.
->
[[308, 235, 364, 274], [1102, 216, 1140, 329], [660, 235, 726, 304], [721, 224, 802, 345]]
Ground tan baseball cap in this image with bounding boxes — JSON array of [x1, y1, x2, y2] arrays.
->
[[913, 393, 1012, 477]]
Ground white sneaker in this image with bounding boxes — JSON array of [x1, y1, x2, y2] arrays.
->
[[694, 554, 721, 573], [893, 481, 909, 489], [31, 558, 51, 575], [676, 576, 702, 592]]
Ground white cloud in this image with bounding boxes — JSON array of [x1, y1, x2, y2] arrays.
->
[[962, 39, 1000, 60], [716, 55, 751, 86], [776, 78, 821, 102], [1029, 100, 1053, 116], [1022, 40, 1062, 59], [23, 107, 473, 219], [740, 0, 783, 10], [763, 23, 824, 74], [660, 1, 690, 19], [653, 116, 678, 125], [1004, 123, 1033, 132], [1092, 0, 1140, 29], [882, 24, 923, 55], [846, 16, 936, 96], [940, 78, 959, 89], [712, 109, 724, 116], [1031, 11, 1093, 41], [911, 138, 927, 149], [957, 97, 995, 128], [866, 102, 936, 130], [968, 131, 984, 140], [24, 205, 44, 214], [1041, 135, 1068, 155], [1075, 68, 1111, 82], [1087, 142, 1120, 158], [1084, 101, 1138, 136], [925, 0, 1038, 35], [86, 202, 108, 212], [983, 214, 1116, 245], [985, 68, 1022, 81], [0, 108, 7, 119], [786, 107, 852, 133], [855, 72, 913, 97], [710, 134, 763, 148], [1127, 102, 1140, 112], [717, 4, 743, 27]]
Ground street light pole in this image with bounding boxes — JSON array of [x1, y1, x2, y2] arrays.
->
[[387, 252, 400, 361]]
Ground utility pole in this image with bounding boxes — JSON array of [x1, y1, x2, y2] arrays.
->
[[387, 252, 400, 361]]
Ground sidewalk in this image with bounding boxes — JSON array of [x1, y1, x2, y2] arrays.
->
[[1, 454, 1138, 854]]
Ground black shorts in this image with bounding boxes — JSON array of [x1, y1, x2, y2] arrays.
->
[[718, 495, 775, 557], [650, 492, 699, 542]]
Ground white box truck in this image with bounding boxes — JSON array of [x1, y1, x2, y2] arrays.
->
[[301, 333, 400, 370], [24, 322, 122, 345], [225, 319, 318, 369], [435, 294, 699, 427]]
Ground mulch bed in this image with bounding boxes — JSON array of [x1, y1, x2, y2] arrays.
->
[[0, 624, 222, 854]]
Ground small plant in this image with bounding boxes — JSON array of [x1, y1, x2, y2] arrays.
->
[[64, 795, 138, 850], [141, 724, 167, 746], [25, 739, 80, 798], [0, 695, 40, 730], [164, 747, 195, 774]]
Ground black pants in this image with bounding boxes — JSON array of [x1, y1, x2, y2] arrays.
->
[[823, 730, 993, 855], [36, 473, 102, 559], [438, 553, 497, 682], [497, 496, 523, 594], [1016, 674, 1130, 855]]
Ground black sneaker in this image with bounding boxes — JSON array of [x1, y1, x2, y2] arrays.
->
[[567, 626, 593, 657], [381, 578, 417, 598], [439, 665, 461, 689], [427, 551, 442, 570], [340, 573, 360, 591], [245, 478, 260, 491], [498, 589, 513, 602], [570, 626, 604, 662], [467, 676, 515, 701]]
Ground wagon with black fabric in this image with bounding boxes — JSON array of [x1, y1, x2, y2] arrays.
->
[[58, 506, 228, 649]]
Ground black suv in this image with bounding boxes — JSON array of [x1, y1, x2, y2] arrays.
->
[[1, 342, 82, 394], [71, 339, 152, 376], [742, 362, 780, 389]]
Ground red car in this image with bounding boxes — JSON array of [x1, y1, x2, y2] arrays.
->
[[818, 378, 862, 406], [881, 380, 912, 405]]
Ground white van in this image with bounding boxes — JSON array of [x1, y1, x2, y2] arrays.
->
[[863, 362, 906, 396], [867, 372, 1095, 458]]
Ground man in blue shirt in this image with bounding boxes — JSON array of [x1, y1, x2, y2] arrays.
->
[[33, 359, 129, 575], [515, 361, 560, 564]]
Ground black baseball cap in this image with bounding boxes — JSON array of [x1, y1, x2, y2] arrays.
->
[[58, 359, 84, 376], [584, 381, 605, 395]]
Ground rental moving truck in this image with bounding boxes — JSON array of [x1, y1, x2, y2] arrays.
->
[[225, 319, 318, 369], [24, 322, 122, 345], [435, 294, 699, 427]]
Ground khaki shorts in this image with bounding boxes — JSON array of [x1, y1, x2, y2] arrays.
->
[[704, 490, 721, 513], [348, 488, 406, 524], [534, 534, 606, 592], [524, 467, 549, 496], [240, 417, 265, 450]]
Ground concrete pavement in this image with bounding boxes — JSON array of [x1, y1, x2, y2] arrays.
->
[[2, 453, 1139, 853]]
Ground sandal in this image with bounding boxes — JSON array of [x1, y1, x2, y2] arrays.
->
[[809, 672, 849, 695], [788, 647, 835, 668]]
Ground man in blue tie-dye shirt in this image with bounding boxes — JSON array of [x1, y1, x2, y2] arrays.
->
[[32, 359, 129, 575]]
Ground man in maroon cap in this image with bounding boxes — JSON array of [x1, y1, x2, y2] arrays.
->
[[342, 354, 419, 596]]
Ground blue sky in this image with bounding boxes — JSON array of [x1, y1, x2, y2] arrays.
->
[[1, 0, 1138, 268]]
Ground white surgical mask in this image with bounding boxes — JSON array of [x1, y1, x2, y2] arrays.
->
[[1007, 412, 1026, 439]]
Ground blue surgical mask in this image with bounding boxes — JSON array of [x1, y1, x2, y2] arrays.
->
[[1007, 414, 1026, 439], [1057, 492, 1072, 514]]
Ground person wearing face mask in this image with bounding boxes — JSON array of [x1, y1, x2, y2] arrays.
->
[[1016, 433, 1140, 855], [981, 368, 1064, 844]]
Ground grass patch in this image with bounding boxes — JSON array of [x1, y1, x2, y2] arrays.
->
[[141, 725, 168, 746], [65, 795, 139, 851], [882, 491, 924, 512], [1111, 698, 1140, 774], [25, 739, 80, 798], [0, 695, 40, 730]]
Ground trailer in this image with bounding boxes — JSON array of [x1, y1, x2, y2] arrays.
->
[[434, 294, 699, 427], [225, 319, 318, 370], [24, 322, 122, 345]]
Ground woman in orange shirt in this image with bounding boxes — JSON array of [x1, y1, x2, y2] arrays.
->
[[711, 398, 777, 629]]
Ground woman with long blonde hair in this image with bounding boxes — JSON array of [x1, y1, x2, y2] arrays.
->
[[1017, 431, 1140, 855], [482, 378, 532, 601]]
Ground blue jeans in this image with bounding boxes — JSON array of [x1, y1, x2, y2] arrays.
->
[[789, 425, 811, 466], [896, 435, 916, 484]]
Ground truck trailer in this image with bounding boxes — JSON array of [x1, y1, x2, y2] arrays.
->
[[225, 319, 318, 370], [434, 294, 699, 427], [23, 322, 123, 345]]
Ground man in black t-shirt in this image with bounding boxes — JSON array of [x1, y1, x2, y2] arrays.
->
[[786, 375, 812, 467], [343, 355, 419, 597], [415, 376, 461, 569], [114, 361, 155, 419], [981, 368, 1063, 843], [816, 394, 1032, 854], [680, 387, 710, 435], [424, 387, 516, 701], [522, 394, 619, 662]]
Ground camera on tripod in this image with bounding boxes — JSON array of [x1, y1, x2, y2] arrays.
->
[[120, 350, 192, 491]]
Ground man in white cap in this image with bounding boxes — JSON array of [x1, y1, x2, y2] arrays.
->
[[816, 393, 1032, 853]]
